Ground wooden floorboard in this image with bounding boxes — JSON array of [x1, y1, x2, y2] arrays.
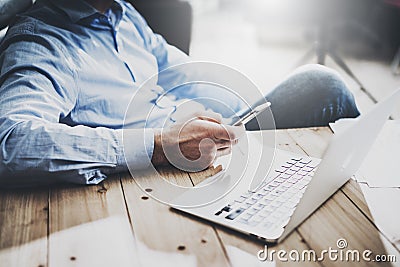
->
[[345, 58, 400, 118], [48, 177, 138, 267], [0, 187, 48, 267], [120, 172, 231, 267]]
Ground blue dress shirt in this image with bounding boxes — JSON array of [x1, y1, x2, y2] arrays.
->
[[0, 0, 195, 184]]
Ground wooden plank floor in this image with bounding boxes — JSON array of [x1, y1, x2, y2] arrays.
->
[[1, 127, 399, 266], [0, 188, 48, 267]]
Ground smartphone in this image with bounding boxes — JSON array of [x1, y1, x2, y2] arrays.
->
[[231, 102, 271, 126]]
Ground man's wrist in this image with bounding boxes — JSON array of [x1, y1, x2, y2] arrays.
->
[[151, 129, 168, 166], [115, 128, 155, 170]]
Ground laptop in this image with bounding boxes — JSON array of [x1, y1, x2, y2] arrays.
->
[[172, 88, 400, 243]]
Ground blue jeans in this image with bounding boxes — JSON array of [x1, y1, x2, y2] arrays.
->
[[246, 64, 360, 130]]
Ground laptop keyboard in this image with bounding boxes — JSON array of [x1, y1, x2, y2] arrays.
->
[[214, 157, 319, 231]]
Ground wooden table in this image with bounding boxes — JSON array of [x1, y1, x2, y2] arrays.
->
[[1, 127, 399, 267]]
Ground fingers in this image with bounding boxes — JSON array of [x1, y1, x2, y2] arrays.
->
[[215, 140, 232, 149], [195, 110, 223, 124], [211, 123, 246, 141], [187, 118, 245, 142], [160, 120, 241, 170], [197, 142, 232, 169]]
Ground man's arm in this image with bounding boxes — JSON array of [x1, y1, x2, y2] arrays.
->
[[0, 30, 154, 185]]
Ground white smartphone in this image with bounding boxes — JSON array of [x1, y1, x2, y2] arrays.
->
[[231, 102, 271, 126]]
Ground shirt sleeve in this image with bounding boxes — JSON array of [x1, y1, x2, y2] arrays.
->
[[0, 24, 154, 186]]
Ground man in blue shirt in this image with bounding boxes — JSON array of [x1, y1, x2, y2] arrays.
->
[[0, 0, 359, 185]]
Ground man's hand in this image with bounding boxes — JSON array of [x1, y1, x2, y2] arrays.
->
[[152, 111, 245, 172]]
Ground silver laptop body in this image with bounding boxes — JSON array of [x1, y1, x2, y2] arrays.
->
[[173, 89, 400, 243]]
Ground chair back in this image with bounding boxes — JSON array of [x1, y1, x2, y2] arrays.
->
[[0, 0, 33, 41], [130, 0, 193, 54], [0, 0, 32, 29], [1, 1, 192, 53]]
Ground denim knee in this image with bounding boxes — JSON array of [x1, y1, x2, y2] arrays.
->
[[292, 64, 346, 95], [292, 64, 360, 118]]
